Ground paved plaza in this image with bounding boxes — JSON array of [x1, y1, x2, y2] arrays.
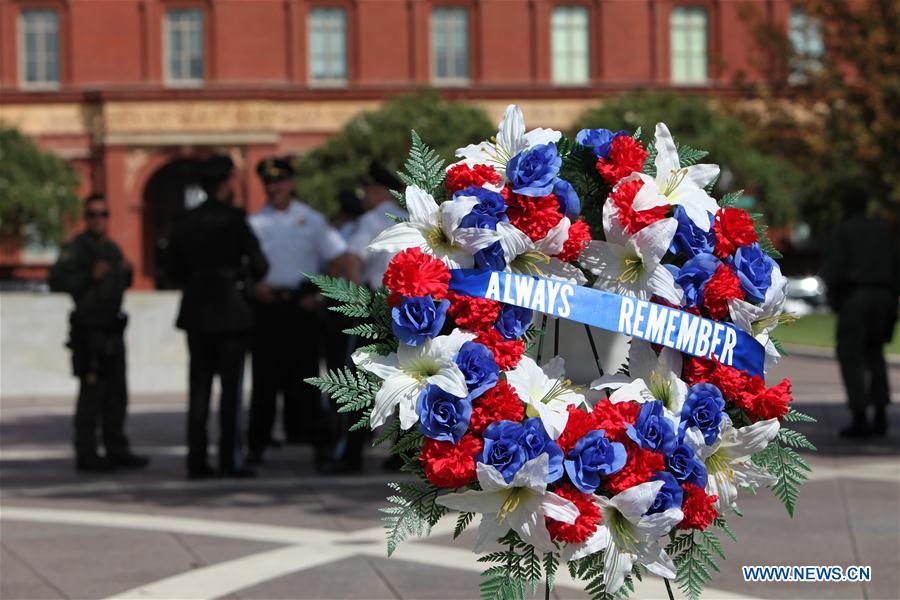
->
[[1, 354, 898, 600]]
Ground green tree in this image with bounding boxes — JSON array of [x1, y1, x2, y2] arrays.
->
[[745, 0, 900, 233], [0, 125, 79, 246], [294, 91, 494, 215], [572, 92, 802, 226]]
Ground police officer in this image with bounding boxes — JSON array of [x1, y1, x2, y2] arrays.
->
[[168, 155, 269, 479], [49, 194, 149, 472], [823, 186, 900, 438], [247, 156, 348, 466]]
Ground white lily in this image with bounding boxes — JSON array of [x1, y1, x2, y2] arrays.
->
[[351, 329, 474, 430], [563, 481, 683, 593], [728, 262, 790, 371], [580, 216, 682, 304], [683, 415, 780, 512], [368, 185, 499, 268], [628, 123, 720, 231], [436, 454, 579, 553], [505, 356, 587, 439], [454, 104, 561, 176], [496, 221, 586, 284], [592, 341, 688, 420]]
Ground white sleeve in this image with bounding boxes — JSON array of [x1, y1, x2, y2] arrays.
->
[[317, 222, 348, 263], [347, 217, 373, 259]]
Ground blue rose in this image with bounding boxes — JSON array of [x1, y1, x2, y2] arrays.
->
[[520, 418, 564, 483], [679, 383, 726, 445], [479, 420, 528, 482], [506, 143, 562, 197], [454, 186, 507, 220], [417, 384, 472, 443], [666, 443, 708, 488], [646, 471, 684, 515], [564, 429, 627, 494], [731, 243, 775, 304], [391, 295, 450, 346], [669, 205, 715, 258], [475, 241, 507, 271], [674, 253, 721, 307], [455, 341, 499, 399], [553, 179, 581, 218], [459, 210, 500, 230], [494, 305, 533, 340], [626, 401, 677, 455], [575, 128, 627, 159]]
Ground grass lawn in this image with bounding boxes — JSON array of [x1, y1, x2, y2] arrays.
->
[[776, 313, 900, 356]]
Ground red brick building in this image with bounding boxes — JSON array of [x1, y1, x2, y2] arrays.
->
[[0, 0, 813, 288]]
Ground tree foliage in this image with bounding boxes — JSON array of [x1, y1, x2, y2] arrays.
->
[[0, 125, 79, 245], [294, 91, 494, 215], [745, 0, 900, 233], [572, 93, 802, 227]]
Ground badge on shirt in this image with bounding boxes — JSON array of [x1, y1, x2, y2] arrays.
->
[[297, 216, 306, 226]]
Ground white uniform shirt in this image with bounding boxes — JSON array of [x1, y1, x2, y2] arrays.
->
[[249, 200, 346, 288], [348, 201, 408, 290]]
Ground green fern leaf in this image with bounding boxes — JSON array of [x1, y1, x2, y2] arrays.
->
[[777, 428, 817, 450]]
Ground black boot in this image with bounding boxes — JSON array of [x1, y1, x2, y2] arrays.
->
[[839, 413, 871, 439], [76, 455, 115, 472], [109, 452, 150, 469]]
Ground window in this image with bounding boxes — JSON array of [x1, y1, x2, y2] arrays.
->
[[308, 8, 348, 84], [165, 9, 204, 85], [789, 8, 824, 83], [670, 6, 708, 84], [552, 6, 590, 85], [431, 7, 468, 83], [19, 9, 60, 87]]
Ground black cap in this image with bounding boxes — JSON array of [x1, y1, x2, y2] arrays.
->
[[368, 161, 401, 190], [256, 156, 295, 183], [337, 189, 364, 217], [199, 155, 234, 187]]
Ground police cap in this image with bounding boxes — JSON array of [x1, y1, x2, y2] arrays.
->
[[256, 156, 295, 183]]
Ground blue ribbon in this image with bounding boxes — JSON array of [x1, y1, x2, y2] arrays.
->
[[449, 269, 766, 379]]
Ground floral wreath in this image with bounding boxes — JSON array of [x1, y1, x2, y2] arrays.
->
[[309, 106, 815, 600]]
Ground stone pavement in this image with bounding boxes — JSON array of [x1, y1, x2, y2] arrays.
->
[[1, 355, 898, 600]]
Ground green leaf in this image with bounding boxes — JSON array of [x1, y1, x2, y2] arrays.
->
[[671, 531, 718, 600], [752, 442, 812, 516], [712, 517, 738, 543], [783, 407, 817, 423], [307, 273, 372, 305], [304, 367, 379, 415], [396, 130, 446, 199], [777, 428, 817, 451], [453, 511, 475, 539], [380, 481, 447, 557], [543, 553, 559, 593], [719, 189, 745, 208]]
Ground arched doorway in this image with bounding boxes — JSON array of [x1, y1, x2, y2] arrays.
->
[[142, 159, 205, 289]]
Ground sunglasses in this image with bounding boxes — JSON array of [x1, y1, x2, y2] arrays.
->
[[85, 210, 109, 218]]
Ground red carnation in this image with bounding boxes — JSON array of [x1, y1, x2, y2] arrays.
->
[[475, 328, 526, 370], [557, 406, 597, 454], [505, 191, 564, 242], [469, 380, 524, 435], [557, 219, 592, 262], [713, 208, 758, 258], [605, 443, 666, 495], [701, 265, 745, 320], [609, 179, 670, 234], [421, 434, 483, 489], [682, 356, 715, 386], [596, 136, 649, 185], [447, 291, 503, 332], [749, 378, 792, 421], [383, 248, 450, 301], [547, 483, 602, 544], [678, 484, 718, 530], [592, 398, 641, 443], [445, 163, 502, 194]]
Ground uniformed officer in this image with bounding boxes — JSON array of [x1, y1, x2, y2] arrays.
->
[[246, 156, 348, 466], [168, 155, 269, 479], [49, 194, 150, 472], [823, 187, 900, 438], [333, 162, 409, 473]]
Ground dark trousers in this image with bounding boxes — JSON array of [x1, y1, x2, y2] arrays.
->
[[186, 332, 247, 472], [323, 310, 365, 465], [74, 331, 130, 459], [836, 288, 895, 416], [248, 301, 323, 455]]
